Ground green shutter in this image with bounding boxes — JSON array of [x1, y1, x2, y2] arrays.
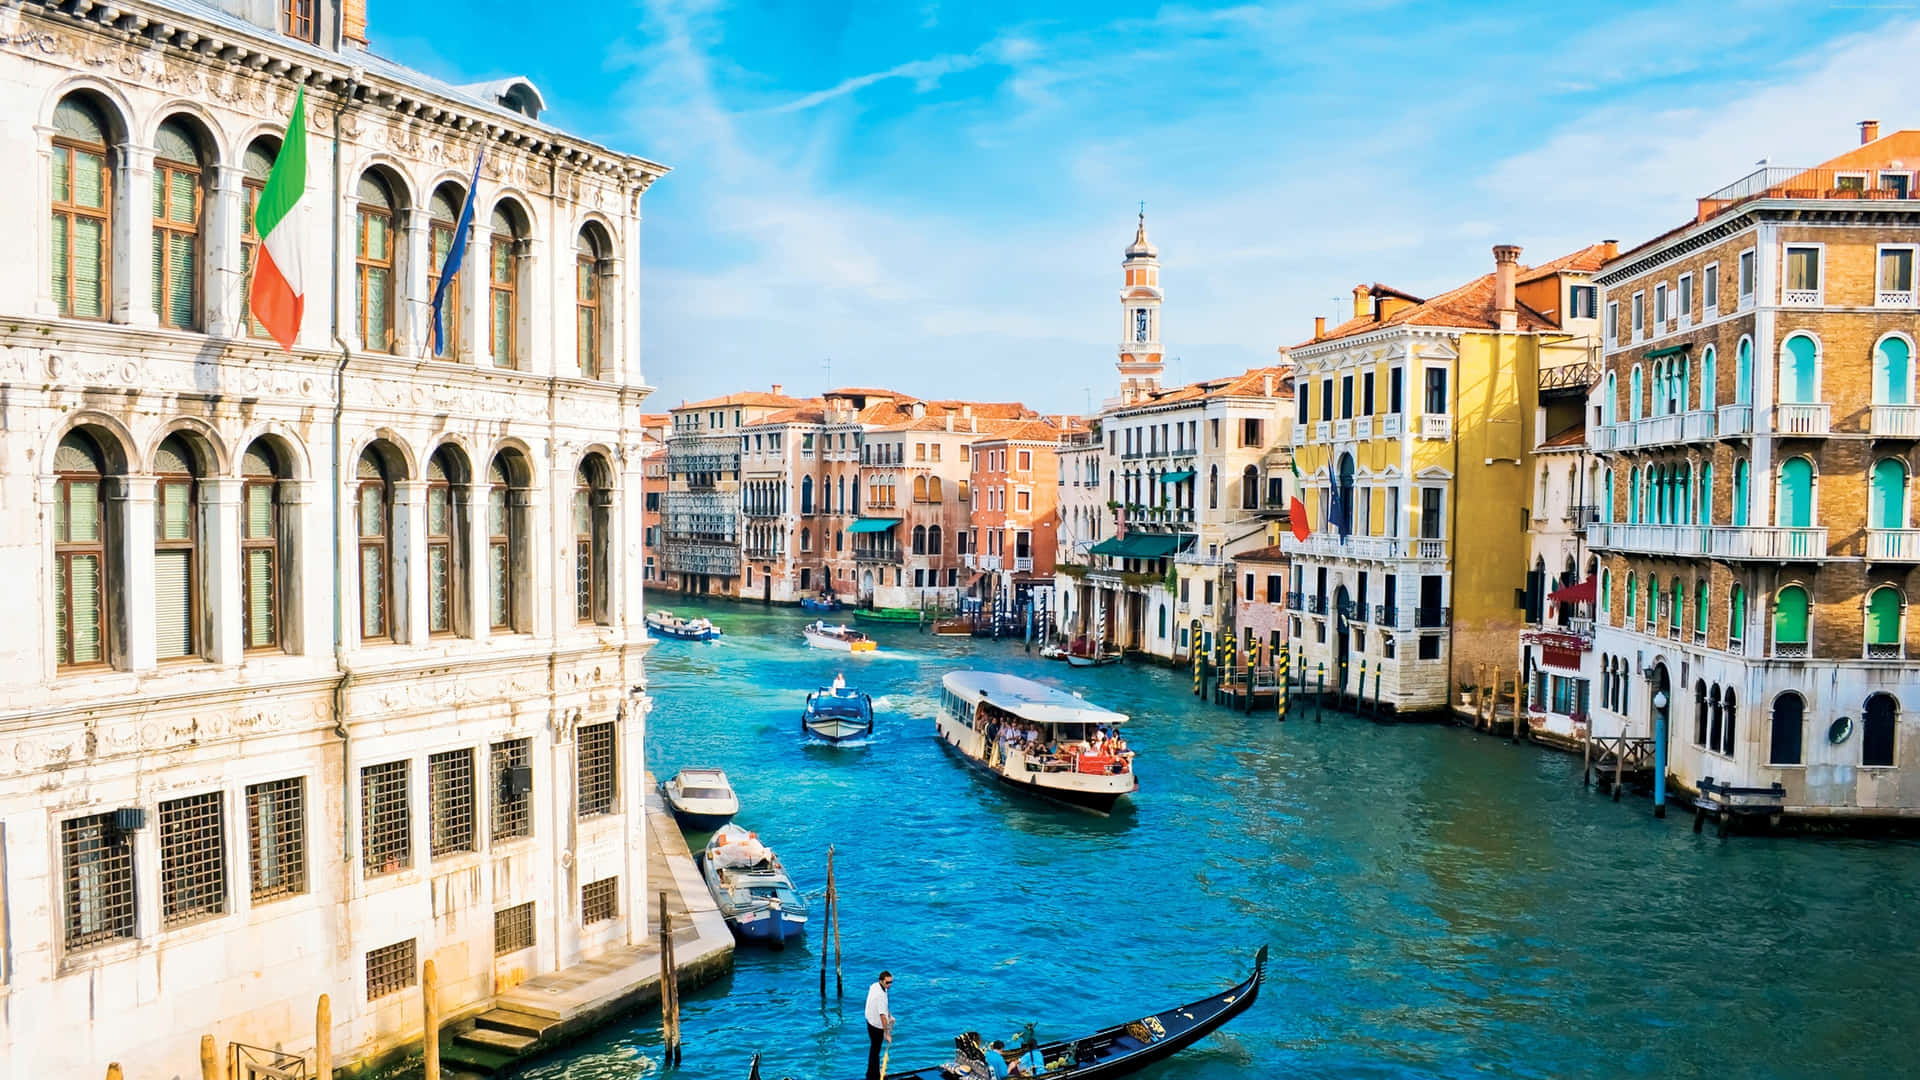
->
[[1779, 459, 1813, 528], [73, 214, 105, 318], [1782, 336, 1817, 404], [1876, 338, 1911, 405], [1872, 459, 1907, 530], [65, 554, 103, 664], [1696, 581, 1708, 633], [67, 480, 99, 540], [1731, 587, 1746, 640], [1867, 588, 1901, 646], [1774, 586, 1809, 644], [1626, 574, 1636, 619]]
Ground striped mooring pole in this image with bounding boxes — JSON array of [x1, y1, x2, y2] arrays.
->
[[1277, 642, 1290, 720], [1191, 620, 1204, 697]]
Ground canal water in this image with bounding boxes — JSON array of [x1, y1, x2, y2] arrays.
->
[[524, 597, 1920, 1080]]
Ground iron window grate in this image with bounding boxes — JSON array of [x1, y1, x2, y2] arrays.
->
[[63, 813, 136, 949], [361, 760, 411, 877], [577, 722, 616, 817], [247, 777, 306, 902], [582, 876, 619, 924], [159, 791, 227, 927], [428, 749, 475, 857], [365, 938, 417, 1000], [494, 901, 536, 955], [491, 738, 532, 841]]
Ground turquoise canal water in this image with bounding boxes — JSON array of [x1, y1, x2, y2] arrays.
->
[[524, 597, 1920, 1080]]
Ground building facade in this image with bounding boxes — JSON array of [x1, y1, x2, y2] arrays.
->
[[966, 423, 1072, 605], [0, 1, 666, 1076], [661, 390, 803, 597], [1283, 244, 1605, 715], [1589, 122, 1920, 818]]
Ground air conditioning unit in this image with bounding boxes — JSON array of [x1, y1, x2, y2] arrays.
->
[[500, 766, 534, 798], [110, 807, 146, 836]]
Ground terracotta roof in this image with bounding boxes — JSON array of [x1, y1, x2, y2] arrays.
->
[[1298, 254, 1587, 348], [742, 402, 827, 427], [823, 386, 906, 399], [675, 390, 810, 411], [1234, 544, 1289, 564], [1517, 242, 1612, 284], [1540, 422, 1588, 449], [971, 419, 1085, 443], [1116, 364, 1294, 410]]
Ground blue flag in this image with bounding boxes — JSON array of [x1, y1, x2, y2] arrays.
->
[[430, 149, 484, 356]]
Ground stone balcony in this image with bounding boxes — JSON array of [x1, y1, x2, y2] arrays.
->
[[1871, 404, 1920, 438], [1775, 403, 1832, 437], [1867, 528, 1920, 562]]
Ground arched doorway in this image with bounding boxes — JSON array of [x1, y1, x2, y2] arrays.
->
[[859, 569, 875, 602], [1333, 583, 1352, 691]]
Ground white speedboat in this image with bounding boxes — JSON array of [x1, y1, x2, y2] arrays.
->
[[660, 767, 739, 831], [803, 621, 876, 652], [935, 671, 1138, 814]]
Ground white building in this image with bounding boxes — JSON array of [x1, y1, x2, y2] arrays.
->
[[0, 0, 665, 1075]]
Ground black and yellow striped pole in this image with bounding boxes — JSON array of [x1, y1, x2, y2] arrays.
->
[[1190, 619, 1204, 697], [1277, 641, 1289, 720], [1245, 639, 1260, 713], [1222, 636, 1235, 707], [1356, 659, 1368, 715]]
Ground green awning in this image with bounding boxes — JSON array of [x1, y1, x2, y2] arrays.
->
[[1644, 344, 1692, 359], [1161, 469, 1196, 484], [1088, 533, 1195, 559], [846, 517, 901, 534]]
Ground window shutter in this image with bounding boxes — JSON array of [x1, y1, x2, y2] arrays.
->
[[428, 547, 450, 632], [154, 549, 193, 658], [74, 215, 105, 318], [168, 232, 195, 328], [51, 212, 70, 312], [360, 547, 385, 637], [489, 544, 509, 627], [75, 150, 105, 207], [247, 548, 276, 648]]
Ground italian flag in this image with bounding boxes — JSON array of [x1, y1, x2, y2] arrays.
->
[[1288, 458, 1310, 542], [249, 88, 308, 351]]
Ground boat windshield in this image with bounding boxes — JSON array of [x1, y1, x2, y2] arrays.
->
[[680, 786, 730, 800], [735, 885, 803, 907], [812, 700, 866, 717]]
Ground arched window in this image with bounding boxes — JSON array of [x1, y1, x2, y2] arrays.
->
[[151, 119, 205, 330], [153, 434, 203, 660], [1694, 680, 1709, 746], [241, 441, 288, 651], [54, 430, 111, 666], [1708, 685, 1723, 751], [486, 455, 526, 632], [1625, 571, 1637, 621], [239, 137, 280, 339], [1630, 366, 1644, 422], [928, 525, 942, 555], [1735, 338, 1753, 404], [356, 448, 395, 641], [51, 95, 113, 319], [1875, 336, 1912, 405], [1866, 586, 1903, 658], [1780, 333, 1818, 404], [428, 184, 466, 359], [355, 173, 398, 352], [1871, 459, 1908, 529], [1241, 464, 1259, 511], [1604, 371, 1617, 427], [928, 477, 943, 502], [1700, 346, 1716, 411], [800, 527, 811, 552], [1720, 688, 1737, 755], [1627, 467, 1639, 523], [1208, 465, 1219, 510], [1863, 693, 1898, 767], [1157, 604, 1167, 638], [1699, 462, 1713, 525], [957, 480, 971, 502], [1600, 568, 1611, 614], [1694, 579, 1708, 637], [576, 226, 610, 378], [426, 446, 470, 636], [801, 475, 814, 515], [1774, 584, 1809, 655], [1670, 575, 1683, 636], [489, 205, 524, 368], [913, 475, 928, 502], [1733, 459, 1750, 527], [1777, 457, 1814, 528], [1729, 584, 1747, 648], [575, 456, 612, 624], [1335, 455, 1355, 533], [1769, 691, 1805, 765], [911, 525, 926, 555], [1604, 470, 1614, 522]]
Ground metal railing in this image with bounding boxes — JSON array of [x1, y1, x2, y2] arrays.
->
[[1697, 166, 1920, 220], [1287, 591, 1304, 611], [1415, 605, 1450, 628], [1307, 595, 1327, 615], [854, 548, 904, 564], [1014, 556, 1034, 572], [1539, 361, 1597, 392]]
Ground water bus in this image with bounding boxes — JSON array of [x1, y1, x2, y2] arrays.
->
[[935, 671, 1137, 814]]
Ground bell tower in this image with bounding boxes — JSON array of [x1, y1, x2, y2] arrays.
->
[[1118, 209, 1164, 404]]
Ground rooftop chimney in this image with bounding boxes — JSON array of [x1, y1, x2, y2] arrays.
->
[[1313, 315, 1326, 339], [1492, 244, 1522, 331], [1602, 239, 1619, 261], [1352, 284, 1371, 320], [770, 383, 783, 395], [342, 0, 368, 45], [1861, 119, 1881, 145], [945, 414, 954, 432]]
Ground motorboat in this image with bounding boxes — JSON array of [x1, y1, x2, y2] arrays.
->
[[1038, 643, 1069, 661], [701, 824, 808, 947], [660, 767, 739, 832], [852, 607, 921, 623], [1065, 636, 1122, 667], [745, 947, 1266, 1079], [932, 617, 973, 636], [802, 677, 874, 742], [800, 595, 841, 613], [647, 609, 722, 641], [935, 671, 1138, 814], [804, 621, 876, 652]]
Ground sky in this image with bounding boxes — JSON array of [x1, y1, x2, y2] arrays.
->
[[372, 0, 1920, 414]]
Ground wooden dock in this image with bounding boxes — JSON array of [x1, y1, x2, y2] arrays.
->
[[438, 775, 735, 1077]]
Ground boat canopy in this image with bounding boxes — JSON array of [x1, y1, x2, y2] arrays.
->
[[943, 671, 1129, 727], [1088, 533, 1193, 559], [847, 517, 901, 533]]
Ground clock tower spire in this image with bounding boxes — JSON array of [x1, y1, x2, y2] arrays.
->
[[1118, 208, 1164, 405]]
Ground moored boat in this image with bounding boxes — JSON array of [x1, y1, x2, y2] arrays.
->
[[800, 594, 841, 612], [852, 606, 922, 623], [745, 946, 1267, 1079], [804, 621, 876, 652], [932, 617, 973, 636], [647, 609, 723, 641], [1065, 635, 1122, 666], [935, 671, 1138, 814], [660, 767, 739, 832], [1038, 643, 1069, 661], [701, 825, 808, 947], [803, 677, 874, 742]]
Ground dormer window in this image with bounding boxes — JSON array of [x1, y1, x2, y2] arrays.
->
[[282, 0, 317, 43]]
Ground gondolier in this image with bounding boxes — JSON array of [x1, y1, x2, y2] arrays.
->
[[865, 970, 894, 1080]]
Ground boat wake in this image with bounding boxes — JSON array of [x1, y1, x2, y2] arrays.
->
[[877, 693, 939, 718]]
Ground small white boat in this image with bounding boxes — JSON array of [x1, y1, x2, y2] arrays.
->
[[803, 621, 876, 653], [936, 671, 1138, 814], [661, 767, 739, 831], [702, 824, 808, 947], [802, 676, 874, 742], [648, 609, 722, 641]]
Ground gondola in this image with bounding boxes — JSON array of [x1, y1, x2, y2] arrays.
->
[[743, 945, 1265, 1079]]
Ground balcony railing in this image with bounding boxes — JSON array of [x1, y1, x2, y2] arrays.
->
[[1415, 606, 1450, 629], [1420, 414, 1452, 441], [1867, 529, 1920, 561], [1634, 414, 1684, 447], [1709, 526, 1828, 560], [1284, 533, 1444, 562], [1315, 421, 1331, 443], [855, 548, 905, 564], [1356, 417, 1373, 439], [1696, 166, 1920, 221], [1286, 591, 1304, 612], [1591, 424, 1627, 452], [1782, 288, 1821, 307], [1868, 642, 1904, 660], [1587, 522, 1710, 557], [1774, 403, 1831, 436], [1566, 505, 1600, 530], [1307, 595, 1327, 615], [1539, 361, 1596, 392], [1879, 289, 1916, 308], [1681, 409, 1716, 441], [1772, 641, 1809, 659], [1334, 419, 1352, 440], [1013, 556, 1034, 572], [1871, 404, 1920, 438], [743, 546, 784, 560], [1717, 404, 1753, 438], [1416, 538, 1446, 560], [1380, 414, 1404, 438]]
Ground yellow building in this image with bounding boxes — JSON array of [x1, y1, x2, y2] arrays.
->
[[1281, 244, 1606, 714]]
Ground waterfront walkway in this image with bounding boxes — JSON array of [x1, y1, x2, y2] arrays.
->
[[439, 775, 734, 1077]]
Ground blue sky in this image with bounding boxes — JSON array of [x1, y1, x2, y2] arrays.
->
[[374, 1, 1915, 413]]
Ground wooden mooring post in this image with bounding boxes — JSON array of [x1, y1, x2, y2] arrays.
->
[[1511, 672, 1523, 744], [422, 959, 441, 1080], [316, 993, 333, 1080], [106, 1065, 123, 1080], [1315, 664, 1325, 723], [820, 846, 844, 997], [200, 1034, 220, 1080], [660, 890, 683, 1065]]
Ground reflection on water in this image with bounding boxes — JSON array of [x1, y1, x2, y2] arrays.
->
[[518, 597, 1920, 1080]]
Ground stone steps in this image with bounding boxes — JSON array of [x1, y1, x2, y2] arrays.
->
[[455, 1026, 540, 1055], [473, 1008, 564, 1039]]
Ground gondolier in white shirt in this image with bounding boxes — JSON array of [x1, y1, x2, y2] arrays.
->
[[865, 970, 894, 1080]]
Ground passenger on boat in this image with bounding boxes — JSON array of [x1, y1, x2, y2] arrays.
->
[[987, 1040, 1011, 1080], [1014, 1042, 1045, 1076]]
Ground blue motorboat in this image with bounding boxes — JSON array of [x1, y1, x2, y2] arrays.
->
[[701, 825, 808, 947], [800, 594, 841, 613], [647, 609, 722, 641], [802, 677, 874, 742]]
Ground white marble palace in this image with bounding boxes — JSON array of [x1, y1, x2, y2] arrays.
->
[[0, 0, 666, 1076]]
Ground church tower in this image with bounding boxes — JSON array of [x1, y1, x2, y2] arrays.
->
[[1118, 210, 1164, 404]]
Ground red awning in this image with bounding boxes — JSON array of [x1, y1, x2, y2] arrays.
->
[[1549, 576, 1597, 605]]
